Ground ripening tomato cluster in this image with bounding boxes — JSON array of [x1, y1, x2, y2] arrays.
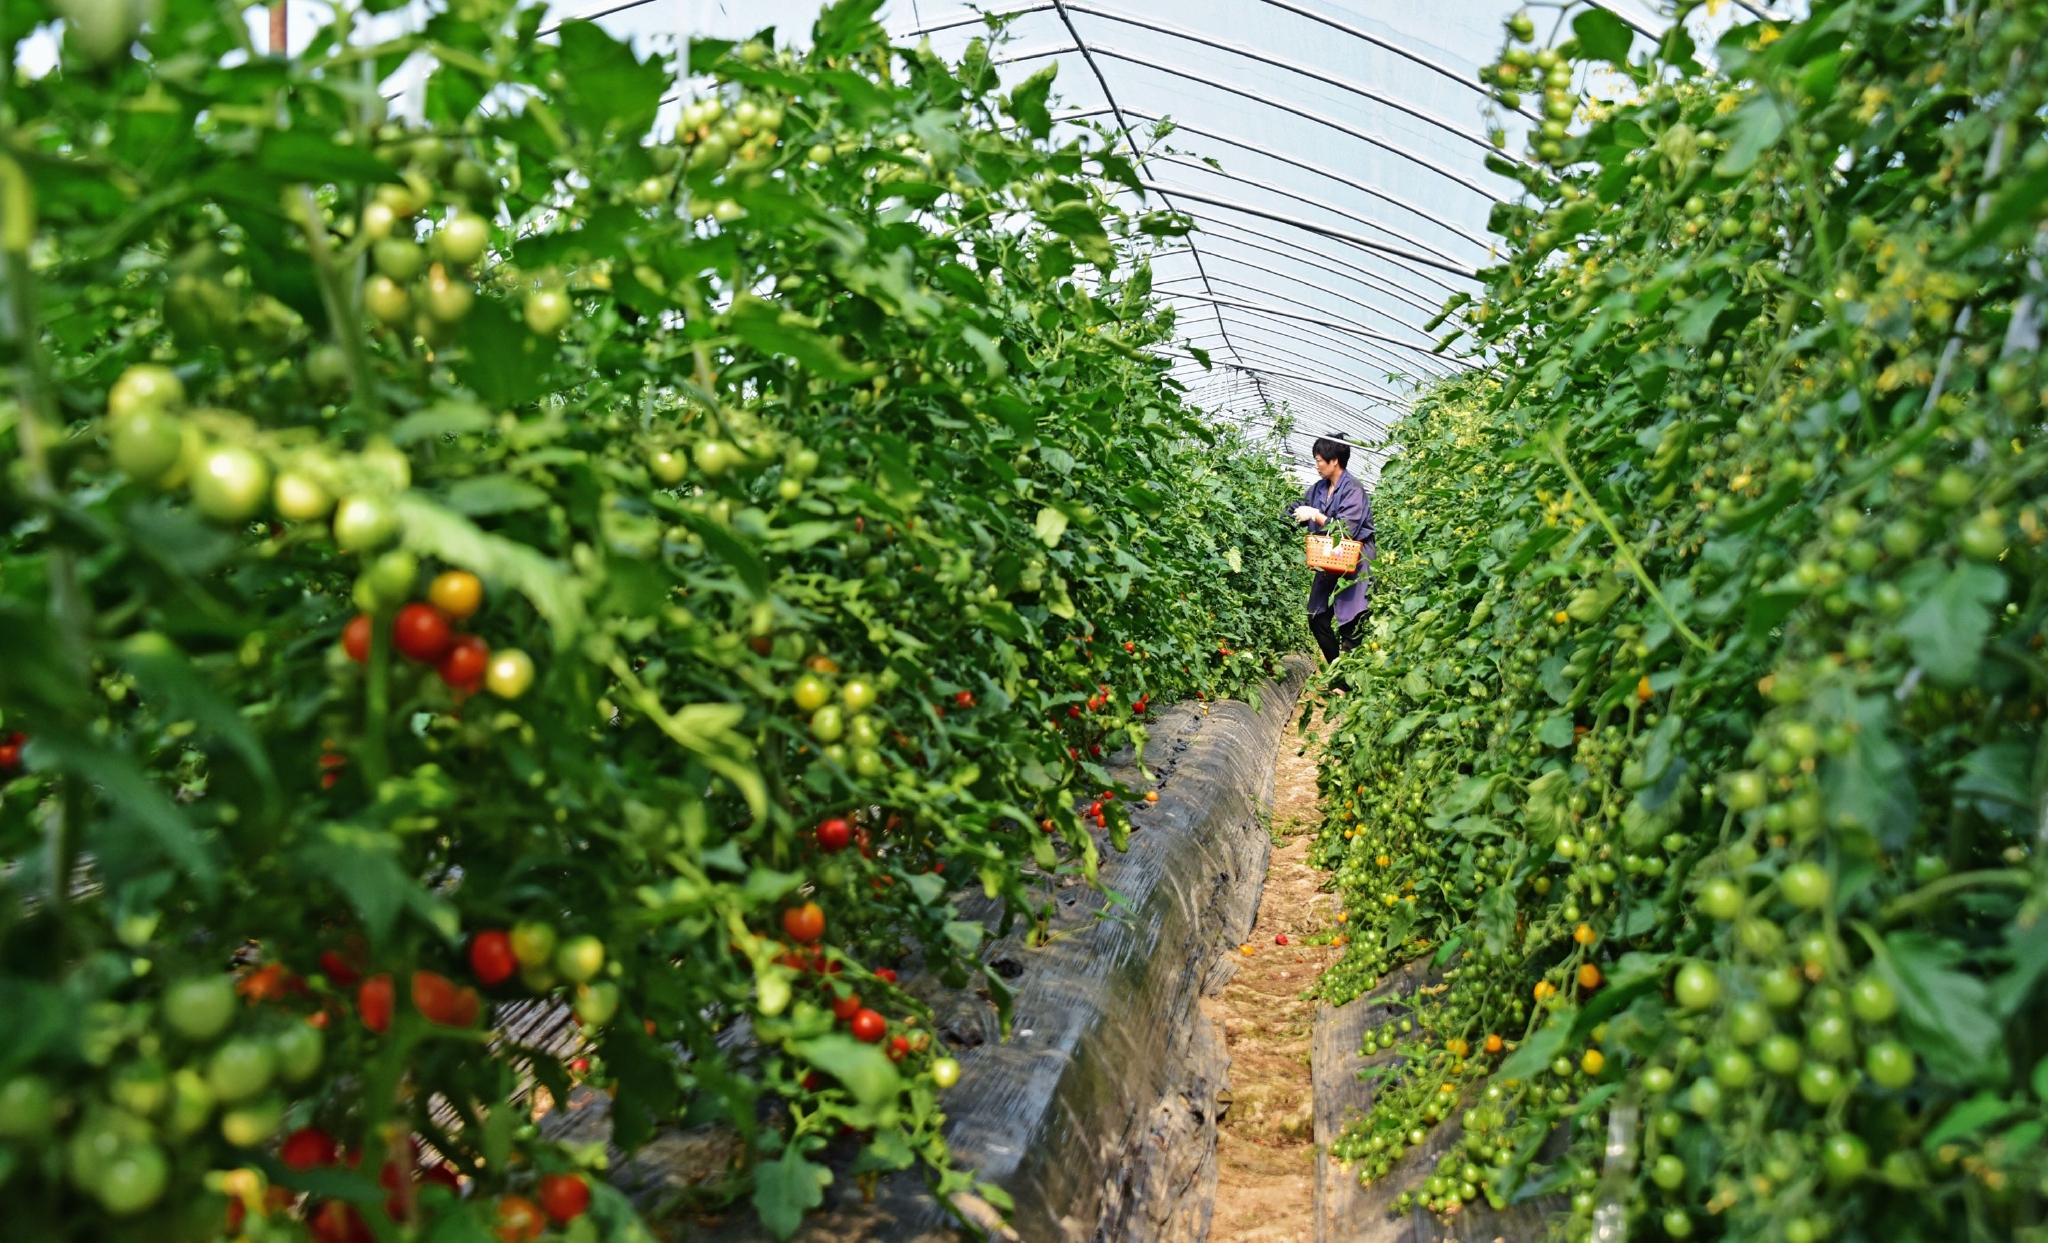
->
[[339, 570, 534, 700]]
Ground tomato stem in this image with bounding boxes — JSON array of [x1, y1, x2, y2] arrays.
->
[[1546, 436, 1710, 654]]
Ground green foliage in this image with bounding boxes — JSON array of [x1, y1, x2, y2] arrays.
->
[[1315, 0, 2048, 1238], [0, 1, 1305, 1239]]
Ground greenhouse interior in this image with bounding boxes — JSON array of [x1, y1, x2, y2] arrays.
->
[[3, 0, 2044, 1240]]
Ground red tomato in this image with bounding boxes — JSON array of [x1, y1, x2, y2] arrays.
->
[[954, 690, 975, 708], [874, 968, 897, 984], [392, 603, 453, 663], [468, 930, 517, 987], [437, 634, 489, 690], [1275, 934, 1289, 946], [850, 1008, 886, 1043], [320, 949, 362, 987], [1088, 801, 1102, 817], [496, 1194, 546, 1243], [342, 614, 373, 664], [538, 1173, 591, 1224], [309, 1200, 374, 1243], [281, 1127, 339, 1170], [815, 817, 852, 853], [831, 992, 863, 1021], [1123, 641, 1135, 651], [421, 1163, 460, 1191], [782, 902, 825, 945], [887, 1035, 909, 1063], [411, 970, 481, 1027], [357, 975, 394, 1034]]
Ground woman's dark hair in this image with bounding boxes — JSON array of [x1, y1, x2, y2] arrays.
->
[[1311, 437, 1351, 468]]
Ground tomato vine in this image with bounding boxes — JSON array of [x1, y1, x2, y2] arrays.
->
[[1314, 1, 2048, 1239], [0, 1, 1305, 1239]]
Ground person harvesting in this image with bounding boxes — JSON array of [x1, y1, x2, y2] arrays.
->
[[1291, 436, 1374, 686]]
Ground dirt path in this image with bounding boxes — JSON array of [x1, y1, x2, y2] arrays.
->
[[1205, 711, 1340, 1242]]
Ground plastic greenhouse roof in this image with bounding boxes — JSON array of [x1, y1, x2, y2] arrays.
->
[[66, 0, 1761, 479]]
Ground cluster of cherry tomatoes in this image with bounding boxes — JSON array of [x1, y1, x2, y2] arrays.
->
[[339, 570, 535, 699]]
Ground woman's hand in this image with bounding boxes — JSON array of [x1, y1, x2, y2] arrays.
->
[[1293, 505, 1327, 523]]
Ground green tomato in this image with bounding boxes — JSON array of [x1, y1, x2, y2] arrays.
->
[[1760, 965, 1805, 1009], [1650, 1153, 1685, 1190], [1663, 1209, 1694, 1238], [274, 1022, 323, 1084], [67, 1107, 151, 1191], [109, 1059, 169, 1117], [1640, 1065, 1675, 1095], [524, 289, 572, 335], [364, 274, 411, 325], [573, 981, 620, 1026], [1673, 962, 1720, 1011], [0, 1075, 57, 1139], [1806, 1011, 1856, 1062], [848, 713, 883, 749], [811, 704, 845, 743], [1850, 973, 1899, 1024], [191, 447, 271, 522], [1722, 770, 1767, 811], [841, 679, 877, 712], [1881, 518, 1924, 557], [649, 449, 687, 485], [793, 675, 831, 712], [1698, 878, 1742, 921], [109, 408, 187, 483], [1758, 1033, 1803, 1076], [1711, 1049, 1754, 1089], [1931, 466, 1975, 507], [1797, 1060, 1844, 1105], [555, 935, 606, 984], [1865, 1039, 1915, 1089], [206, 1037, 277, 1103], [165, 1069, 214, 1139], [932, 1057, 961, 1089], [164, 976, 237, 1042], [373, 238, 425, 282], [511, 922, 558, 969], [108, 363, 186, 418], [694, 439, 738, 478], [1960, 516, 2006, 561], [332, 494, 399, 552], [273, 471, 334, 521], [1685, 1078, 1722, 1116], [219, 1094, 284, 1147], [853, 748, 886, 779], [361, 549, 418, 609], [1779, 862, 1831, 910], [436, 212, 490, 266], [1822, 1133, 1869, 1184], [94, 1143, 169, 1216]]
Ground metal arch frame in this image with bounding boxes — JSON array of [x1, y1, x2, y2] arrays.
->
[[1117, 109, 1496, 254], [1193, 316, 1440, 391], [1167, 291, 1476, 369], [1175, 336, 1410, 407], [1157, 274, 1449, 375], [1154, 264, 1444, 361], [1163, 287, 1455, 378], [1135, 182, 1478, 284], [1155, 209, 1465, 321], [1173, 352, 1413, 410], [901, 0, 1535, 122], [1033, 2, 1273, 419], [1148, 235, 1445, 326], [1045, 4, 1512, 161], [1145, 153, 1475, 272], [1193, 378, 1385, 437], [995, 43, 1507, 205], [1175, 332, 1415, 407]]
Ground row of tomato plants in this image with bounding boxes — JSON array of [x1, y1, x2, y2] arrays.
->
[[1312, 1, 2048, 1240], [0, 0, 1307, 1238]]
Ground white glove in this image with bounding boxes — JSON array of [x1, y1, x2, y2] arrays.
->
[[1293, 506, 1328, 523]]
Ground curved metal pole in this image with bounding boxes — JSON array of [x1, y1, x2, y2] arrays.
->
[[1054, 3, 1511, 160], [1029, 8, 1271, 412], [1182, 356, 1412, 408], [1156, 265, 1443, 359], [997, 42, 1507, 205], [1139, 182, 1478, 284], [1171, 333, 1413, 402], [1243, 0, 1538, 121], [1149, 153, 1475, 272], [1120, 109, 1495, 254], [1167, 291, 1477, 368], [1202, 317, 1438, 391], [1256, 374, 1402, 433], [1170, 219, 1453, 322], [1160, 275, 1449, 377], [1153, 207, 1461, 320]]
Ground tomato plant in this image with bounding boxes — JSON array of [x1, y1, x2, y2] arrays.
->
[[0, 0, 1306, 1236], [1313, 1, 2048, 1236]]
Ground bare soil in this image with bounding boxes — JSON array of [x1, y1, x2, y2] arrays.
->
[[1206, 711, 1340, 1242]]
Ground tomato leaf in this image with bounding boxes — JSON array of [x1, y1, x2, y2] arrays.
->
[[1893, 563, 2007, 686], [1872, 930, 2010, 1088]]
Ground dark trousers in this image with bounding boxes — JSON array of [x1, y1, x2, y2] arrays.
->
[[1309, 609, 1365, 665]]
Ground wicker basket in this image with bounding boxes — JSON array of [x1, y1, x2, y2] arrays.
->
[[1305, 531, 1362, 574]]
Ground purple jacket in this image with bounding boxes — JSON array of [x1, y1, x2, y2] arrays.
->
[[1296, 471, 1373, 625]]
